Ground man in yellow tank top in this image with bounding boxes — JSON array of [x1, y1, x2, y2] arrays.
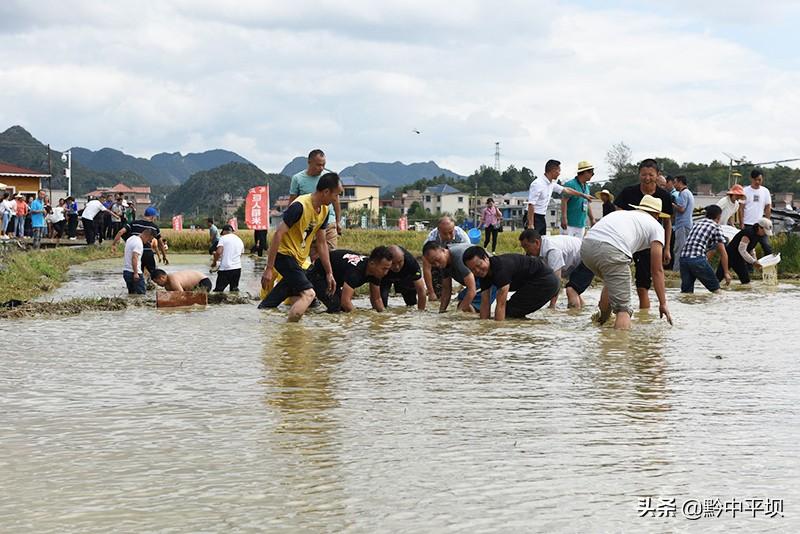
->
[[259, 172, 343, 321]]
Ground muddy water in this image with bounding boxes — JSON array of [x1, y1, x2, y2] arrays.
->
[[2, 255, 799, 532]]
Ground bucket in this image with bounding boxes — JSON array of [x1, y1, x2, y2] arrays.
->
[[467, 227, 482, 245], [760, 253, 781, 286]]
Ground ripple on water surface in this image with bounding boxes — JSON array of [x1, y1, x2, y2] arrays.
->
[[2, 258, 799, 532]]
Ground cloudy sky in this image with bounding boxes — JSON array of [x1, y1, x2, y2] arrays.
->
[[2, 0, 799, 179]]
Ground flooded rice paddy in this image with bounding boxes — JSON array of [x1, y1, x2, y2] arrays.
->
[[2, 254, 799, 532]]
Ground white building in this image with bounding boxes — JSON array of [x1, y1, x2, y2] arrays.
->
[[423, 184, 468, 215]]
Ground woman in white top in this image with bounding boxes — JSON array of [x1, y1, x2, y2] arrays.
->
[[716, 184, 746, 227]]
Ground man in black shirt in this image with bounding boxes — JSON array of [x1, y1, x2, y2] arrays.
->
[[613, 159, 673, 309], [112, 206, 168, 279], [308, 247, 393, 313], [463, 246, 560, 321], [369, 245, 427, 311]]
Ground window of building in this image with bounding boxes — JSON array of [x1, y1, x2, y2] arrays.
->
[[425, 195, 431, 202], [344, 188, 355, 197], [458, 196, 464, 202], [437, 196, 441, 202]]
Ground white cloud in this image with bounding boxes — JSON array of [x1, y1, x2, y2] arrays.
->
[[0, 0, 798, 183]]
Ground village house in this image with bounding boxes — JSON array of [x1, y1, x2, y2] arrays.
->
[[87, 182, 151, 205], [0, 161, 48, 196], [340, 177, 380, 214], [423, 184, 467, 215]]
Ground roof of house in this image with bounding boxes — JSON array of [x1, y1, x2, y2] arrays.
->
[[341, 176, 380, 188], [424, 184, 462, 194], [509, 190, 529, 197], [110, 182, 151, 193], [0, 161, 50, 177]]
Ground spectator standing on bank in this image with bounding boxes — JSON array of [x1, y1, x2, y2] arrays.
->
[[561, 161, 596, 239], [597, 190, 615, 218], [717, 184, 746, 227], [480, 198, 503, 253], [82, 196, 121, 245], [29, 189, 47, 249], [14, 194, 28, 238], [65, 196, 79, 240], [0, 192, 12, 238]]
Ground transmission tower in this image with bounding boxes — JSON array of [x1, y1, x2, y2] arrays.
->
[[494, 142, 500, 171]]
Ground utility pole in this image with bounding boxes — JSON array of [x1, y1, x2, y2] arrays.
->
[[47, 144, 52, 200], [494, 142, 500, 171]]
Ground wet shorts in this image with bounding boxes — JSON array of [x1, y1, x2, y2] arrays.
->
[[581, 239, 634, 316]]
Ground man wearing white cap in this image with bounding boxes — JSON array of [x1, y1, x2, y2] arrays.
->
[[717, 217, 773, 285], [581, 194, 673, 330], [561, 161, 596, 239]]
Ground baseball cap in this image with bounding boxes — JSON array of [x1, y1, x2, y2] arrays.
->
[[756, 217, 773, 236], [144, 206, 159, 217]]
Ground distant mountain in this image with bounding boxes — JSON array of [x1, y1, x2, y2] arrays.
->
[[280, 156, 307, 177], [0, 125, 148, 194], [278, 157, 464, 191], [71, 146, 251, 186], [161, 162, 290, 218], [338, 161, 463, 191]]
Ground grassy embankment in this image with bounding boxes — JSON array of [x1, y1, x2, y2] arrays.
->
[[0, 245, 120, 303]]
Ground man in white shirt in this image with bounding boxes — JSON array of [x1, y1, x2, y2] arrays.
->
[[212, 224, 245, 292], [123, 227, 152, 295], [519, 229, 594, 309], [738, 169, 773, 255], [527, 159, 594, 234], [81, 196, 121, 245], [581, 195, 673, 330]]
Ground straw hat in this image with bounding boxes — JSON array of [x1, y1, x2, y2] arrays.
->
[[727, 184, 746, 198], [629, 194, 670, 218], [577, 160, 595, 173], [596, 189, 614, 202]]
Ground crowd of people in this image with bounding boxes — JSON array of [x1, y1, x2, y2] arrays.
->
[[0, 190, 139, 248], [110, 149, 777, 329]]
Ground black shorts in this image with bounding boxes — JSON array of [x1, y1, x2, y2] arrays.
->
[[258, 253, 313, 308], [565, 261, 594, 295], [197, 278, 212, 292], [632, 249, 652, 290], [141, 248, 157, 275]]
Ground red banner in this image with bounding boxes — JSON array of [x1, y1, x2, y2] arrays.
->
[[245, 185, 269, 230], [398, 216, 408, 231], [227, 217, 238, 231], [171, 214, 183, 231]]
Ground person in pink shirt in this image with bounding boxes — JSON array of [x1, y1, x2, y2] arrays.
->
[[14, 194, 29, 238], [480, 198, 503, 253]]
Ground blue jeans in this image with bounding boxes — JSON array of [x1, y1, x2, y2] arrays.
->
[[1, 212, 9, 234], [15, 216, 25, 237], [123, 270, 146, 294], [457, 285, 498, 311], [680, 256, 720, 293]]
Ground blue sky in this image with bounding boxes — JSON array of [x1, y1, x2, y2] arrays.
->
[[1, 0, 798, 180]]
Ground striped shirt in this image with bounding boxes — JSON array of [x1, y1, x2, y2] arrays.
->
[[680, 218, 725, 259]]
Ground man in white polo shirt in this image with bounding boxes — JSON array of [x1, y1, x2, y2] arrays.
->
[[527, 159, 593, 234]]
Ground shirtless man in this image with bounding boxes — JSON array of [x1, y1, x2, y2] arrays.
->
[[151, 269, 213, 292]]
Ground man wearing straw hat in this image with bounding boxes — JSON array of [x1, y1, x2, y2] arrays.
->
[[581, 194, 673, 330], [561, 161, 596, 239], [596, 189, 615, 217]]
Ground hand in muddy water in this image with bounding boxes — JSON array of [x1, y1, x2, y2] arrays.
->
[[659, 303, 673, 325]]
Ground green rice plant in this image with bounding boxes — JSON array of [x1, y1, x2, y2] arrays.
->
[[771, 232, 800, 274]]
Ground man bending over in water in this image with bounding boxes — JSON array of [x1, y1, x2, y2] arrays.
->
[[151, 269, 213, 292]]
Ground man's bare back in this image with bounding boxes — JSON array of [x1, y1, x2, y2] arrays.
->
[[163, 270, 208, 291]]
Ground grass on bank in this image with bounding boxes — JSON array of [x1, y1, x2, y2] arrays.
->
[[0, 245, 119, 302]]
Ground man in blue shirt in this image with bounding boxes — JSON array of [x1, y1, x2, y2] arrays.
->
[[289, 149, 342, 253], [29, 189, 47, 249], [672, 175, 695, 271], [561, 160, 596, 239]]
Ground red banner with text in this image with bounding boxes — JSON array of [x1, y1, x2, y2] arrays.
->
[[245, 185, 269, 230], [171, 214, 183, 231]]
